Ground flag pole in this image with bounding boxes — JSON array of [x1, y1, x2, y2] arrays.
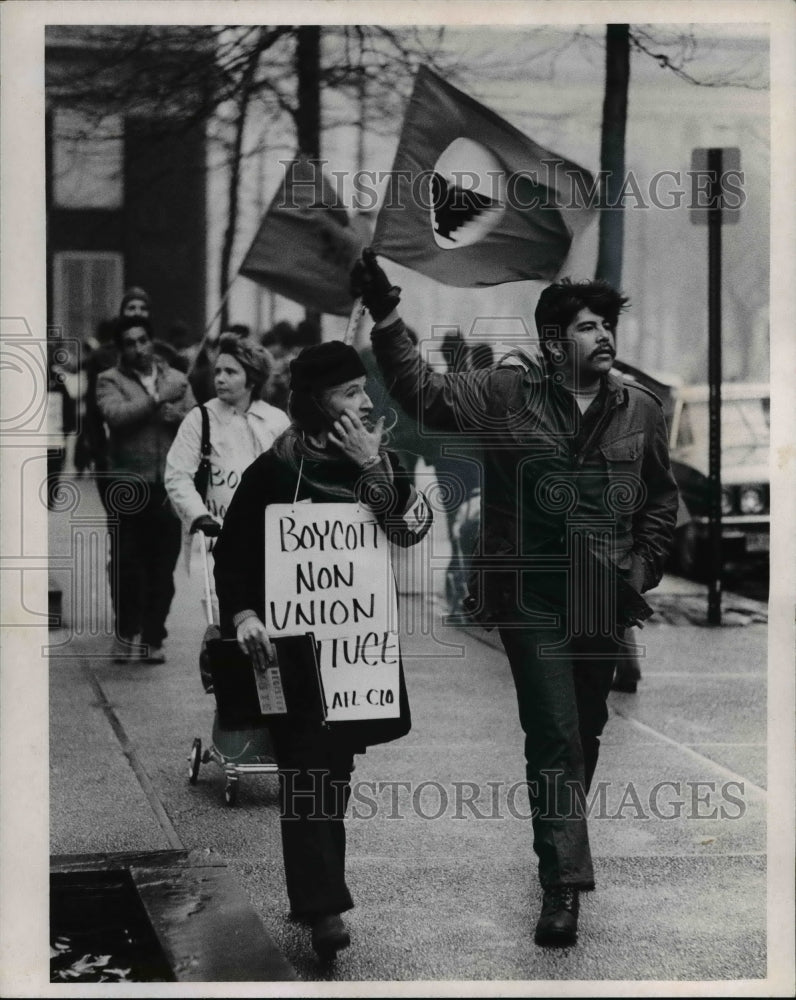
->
[[203, 276, 239, 339], [187, 276, 241, 380], [343, 297, 366, 346]]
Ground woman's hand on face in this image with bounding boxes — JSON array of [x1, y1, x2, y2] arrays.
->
[[327, 412, 385, 467], [235, 615, 276, 672]]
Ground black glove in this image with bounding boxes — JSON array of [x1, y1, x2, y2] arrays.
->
[[191, 514, 221, 537], [350, 247, 401, 322]]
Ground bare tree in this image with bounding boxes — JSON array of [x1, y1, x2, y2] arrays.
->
[[591, 24, 767, 289], [217, 28, 294, 329], [445, 24, 766, 292], [47, 23, 766, 331], [46, 24, 453, 333]]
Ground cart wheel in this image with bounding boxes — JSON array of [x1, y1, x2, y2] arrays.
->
[[188, 738, 202, 784], [224, 777, 238, 807]]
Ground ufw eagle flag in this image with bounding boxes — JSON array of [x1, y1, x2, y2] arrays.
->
[[239, 156, 363, 316], [372, 67, 596, 287]]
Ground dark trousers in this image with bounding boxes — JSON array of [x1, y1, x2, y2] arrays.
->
[[95, 475, 115, 613], [96, 473, 113, 515], [268, 722, 355, 922], [498, 623, 618, 891], [109, 483, 181, 647]]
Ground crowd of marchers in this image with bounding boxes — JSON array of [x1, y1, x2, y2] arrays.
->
[[51, 253, 678, 960]]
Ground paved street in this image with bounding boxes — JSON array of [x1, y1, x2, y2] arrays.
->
[[48, 477, 773, 988]]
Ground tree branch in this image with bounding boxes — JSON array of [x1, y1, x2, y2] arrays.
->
[[629, 28, 768, 90]]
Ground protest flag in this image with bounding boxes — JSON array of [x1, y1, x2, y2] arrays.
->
[[372, 66, 596, 287], [239, 157, 364, 316]]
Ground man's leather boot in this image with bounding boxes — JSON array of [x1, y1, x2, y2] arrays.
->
[[534, 886, 580, 946], [311, 913, 350, 960]]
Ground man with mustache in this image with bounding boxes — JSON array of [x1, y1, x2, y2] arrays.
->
[[351, 255, 679, 948]]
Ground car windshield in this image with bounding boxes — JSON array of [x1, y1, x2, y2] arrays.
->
[[676, 397, 769, 465]]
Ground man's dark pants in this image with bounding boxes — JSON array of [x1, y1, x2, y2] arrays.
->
[[499, 621, 619, 891], [110, 483, 181, 647]]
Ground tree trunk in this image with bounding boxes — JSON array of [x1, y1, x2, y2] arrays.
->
[[218, 39, 262, 332], [296, 26, 322, 341], [218, 106, 248, 332], [596, 23, 630, 294]]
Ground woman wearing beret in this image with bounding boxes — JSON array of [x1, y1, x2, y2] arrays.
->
[[213, 340, 433, 962]]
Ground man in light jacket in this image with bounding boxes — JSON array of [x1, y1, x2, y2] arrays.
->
[[96, 316, 196, 663]]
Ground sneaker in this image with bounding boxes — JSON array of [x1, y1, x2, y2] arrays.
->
[[144, 645, 166, 665], [311, 914, 350, 960], [534, 887, 579, 947]]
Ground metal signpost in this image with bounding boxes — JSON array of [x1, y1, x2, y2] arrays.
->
[[691, 146, 741, 625]]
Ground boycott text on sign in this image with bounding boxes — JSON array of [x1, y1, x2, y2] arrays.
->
[[264, 503, 400, 722]]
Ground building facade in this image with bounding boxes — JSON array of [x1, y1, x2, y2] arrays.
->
[[45, 27, 209, 347]]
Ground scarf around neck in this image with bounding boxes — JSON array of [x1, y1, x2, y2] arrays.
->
[[270, 425, 392, 502]]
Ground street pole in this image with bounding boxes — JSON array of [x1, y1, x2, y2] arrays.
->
[[595, 23, 630, 291], [707, 148, 723, 625], [296, 26, 322, 343], [691, 145, 740, 626]]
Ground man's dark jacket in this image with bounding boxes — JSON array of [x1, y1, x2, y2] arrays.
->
[[371, 319, 679, 624]]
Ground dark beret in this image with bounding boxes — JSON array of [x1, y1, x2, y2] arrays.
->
[[289, 341, 366, 393]]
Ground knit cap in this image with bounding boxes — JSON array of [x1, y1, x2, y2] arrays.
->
[[289, 341, 366, 392]]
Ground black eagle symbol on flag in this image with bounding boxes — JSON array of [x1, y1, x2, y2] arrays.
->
[[431, 172, 501, 242]]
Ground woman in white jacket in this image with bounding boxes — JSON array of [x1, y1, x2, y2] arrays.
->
[[165, 334, 290, 553]]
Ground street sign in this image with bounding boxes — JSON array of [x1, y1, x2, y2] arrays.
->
[[690, 146, 742, 225]]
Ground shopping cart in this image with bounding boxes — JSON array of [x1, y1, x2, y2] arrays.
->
[[187, 539, 278, 806]]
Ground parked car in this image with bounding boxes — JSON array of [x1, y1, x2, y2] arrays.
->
[[667, 382, 770, 575]]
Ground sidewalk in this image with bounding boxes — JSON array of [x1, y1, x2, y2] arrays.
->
[[48, 485, 771, 985]]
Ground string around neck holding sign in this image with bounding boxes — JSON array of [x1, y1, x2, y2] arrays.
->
[[292, 455, 305, 505]]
